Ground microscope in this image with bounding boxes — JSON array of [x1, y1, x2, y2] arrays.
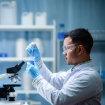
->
[[0, 61, 25, 105]]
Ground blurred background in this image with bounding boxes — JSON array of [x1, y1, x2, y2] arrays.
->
[[0, 0, 105, 105]]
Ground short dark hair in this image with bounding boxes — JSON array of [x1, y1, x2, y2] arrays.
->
[[64, 28, 93, 54]]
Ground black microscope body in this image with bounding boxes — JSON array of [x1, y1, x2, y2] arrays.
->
[[0, 84, 21, 101], [0, 61, 25, 101]]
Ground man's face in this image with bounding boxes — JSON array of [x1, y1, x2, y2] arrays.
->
[[62, 37, 78, 65]]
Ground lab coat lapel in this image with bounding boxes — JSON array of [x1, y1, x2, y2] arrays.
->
[[64, 60, 94, 84], [64, 68, 80, 84]]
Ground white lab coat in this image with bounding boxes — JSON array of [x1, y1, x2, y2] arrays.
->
[[32, 60, 103, 105]]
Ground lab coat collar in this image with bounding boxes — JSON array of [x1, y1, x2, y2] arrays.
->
[[71, 59, 94, 72], [64, 60, 94, 84]]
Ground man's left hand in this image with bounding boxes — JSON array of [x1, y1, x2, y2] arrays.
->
[[26, 62, 40, 79]]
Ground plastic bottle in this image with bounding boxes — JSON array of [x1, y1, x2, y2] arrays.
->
[[15, 38, 27, 57], [0, 32, 8, 57], [58, 24, 65, 39], [22, 70, 33, 90], [0, 1, 17, 25]]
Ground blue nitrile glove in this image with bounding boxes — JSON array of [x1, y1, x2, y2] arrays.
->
[[26, 62, 40, 79], [26, 42, 41, 62]]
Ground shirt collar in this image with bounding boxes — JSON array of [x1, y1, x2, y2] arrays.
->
[[71, 60, 94, 72]]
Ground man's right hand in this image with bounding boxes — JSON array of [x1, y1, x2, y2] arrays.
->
[[26, 42, 41, 62]]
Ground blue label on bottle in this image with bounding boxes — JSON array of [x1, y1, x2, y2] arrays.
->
[[58, 32, 65, 39], [98, 71, 105, 78]]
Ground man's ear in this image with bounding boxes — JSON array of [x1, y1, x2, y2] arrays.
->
[[77, 45, 84, 55]]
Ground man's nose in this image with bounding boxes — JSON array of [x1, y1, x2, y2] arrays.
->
[[62, 51, 67, 55]]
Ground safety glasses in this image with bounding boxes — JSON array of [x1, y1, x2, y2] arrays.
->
[[62, 43, 77, 53]]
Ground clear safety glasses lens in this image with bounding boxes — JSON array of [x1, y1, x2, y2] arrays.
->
[[63, 44, 77, 52]]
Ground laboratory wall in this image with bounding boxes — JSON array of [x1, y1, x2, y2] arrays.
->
[[0, 0, 105, 105]]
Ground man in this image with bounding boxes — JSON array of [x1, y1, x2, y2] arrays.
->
[[26, 28, 103, 105]]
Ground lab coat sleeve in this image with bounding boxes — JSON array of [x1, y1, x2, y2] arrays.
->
[[32, 73, 96, 105], [36, 59, 67, 89]]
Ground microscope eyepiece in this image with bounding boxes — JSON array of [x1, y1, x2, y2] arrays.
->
[[7, 61, 25, 74], [18, 60, 25, 68]]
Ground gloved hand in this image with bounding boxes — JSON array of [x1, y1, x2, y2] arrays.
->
[[26, 62, 40, 79], [26, 42, 41, 62]]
